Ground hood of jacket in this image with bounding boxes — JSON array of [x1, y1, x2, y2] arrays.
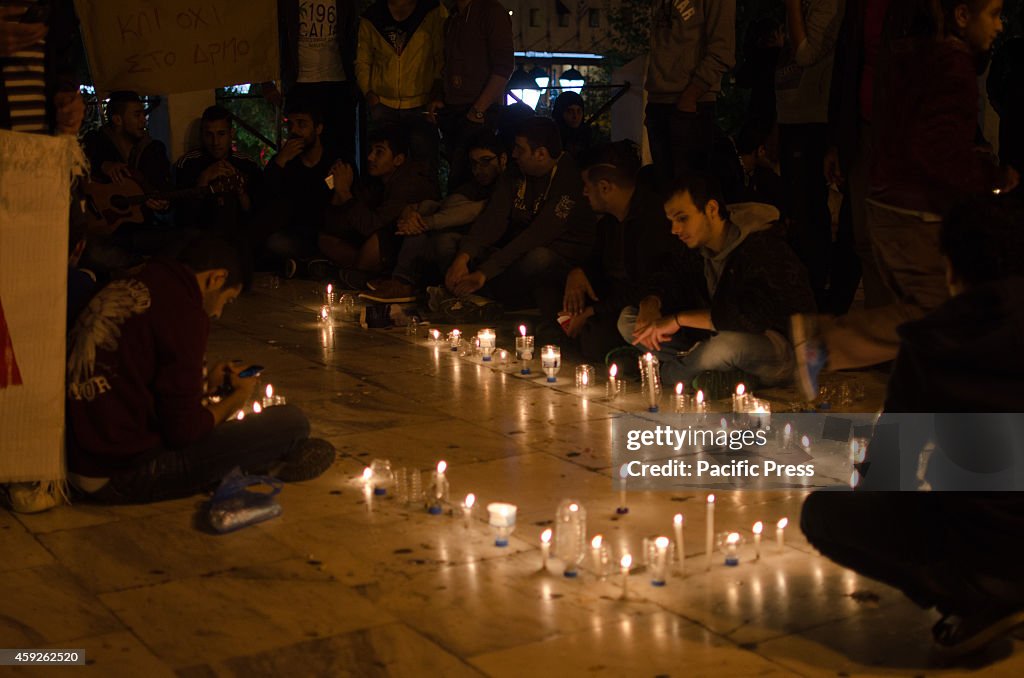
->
[[700, 202, 779, 294]]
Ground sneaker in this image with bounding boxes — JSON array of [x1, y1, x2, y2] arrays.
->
[[359, 279, 417, 303], [275, 438, 336, 482], [933, 606, 1024, 655], [360, 303, 394, 329], [306, 259, 337, 281], [4, 481, 66, 513], [365, 277, 388, 291], [282, 258, 298, 279], [426, 285, 452, 313], [791, 313, 828, 401]]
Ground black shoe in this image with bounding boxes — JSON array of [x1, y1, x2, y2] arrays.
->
[[337, 267, 373, 291], [283, 258, 298, 279], [359, 303, 394, 329], [275, 438, 335, 482]]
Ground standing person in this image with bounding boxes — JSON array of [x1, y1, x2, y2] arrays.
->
[[792, 0, 1019, 400], [775, 0, 846, 311], [357, 0, 446, 171], [437, 0, 514, 191], [263, 0, 359, 164], [644, 0, 736, 188]]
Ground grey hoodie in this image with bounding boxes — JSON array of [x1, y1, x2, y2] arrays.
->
[[700, 202, 779, 294], [645, 0, 737, 104]]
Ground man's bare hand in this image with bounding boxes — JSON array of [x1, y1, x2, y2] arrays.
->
[[562, 268, 598, 316], [198, 159, 236, 187], [275, 137, 305, 167], [0, 7, 47, 57], [564, 306, 594, 339], [330, 160, 355, 198], [453, 270, 486, 297], [445, 255, 470, 293], [54, 90, 85, 136], [397, 211, 428, 235], [632, 314, 678, 352], [633, 296, 663, 335], [102, 161, 132, 183]]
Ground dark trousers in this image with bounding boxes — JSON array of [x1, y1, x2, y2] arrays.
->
[[288, 81, 358, 164], [644, 102, 716, 189], [479, 246, 569, 336], [89, 405, 311, 504], [577, 309, 630, 364], [778, 123, 838, 310]]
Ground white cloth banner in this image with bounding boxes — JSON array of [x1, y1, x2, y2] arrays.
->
[[0, 130, 83, 483]]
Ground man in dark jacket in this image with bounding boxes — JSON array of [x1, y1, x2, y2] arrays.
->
[[801, 193, 1024, 654], [66, 236, 334, 503], [444, 117, 595, 326], [620, 174, 815, 389], [262, 0, 359, 163], [563, 141, 682, 362]]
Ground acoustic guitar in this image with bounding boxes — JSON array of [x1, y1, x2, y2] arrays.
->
[[82, 173, 244, 235]]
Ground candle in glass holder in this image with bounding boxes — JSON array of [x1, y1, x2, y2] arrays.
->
[[640, 353, 660, 412], [776, 517, 788, 552], [515, 326, 534, 375], [325, 283, 335, 306], [496, 348, 510, 365], [361, 466, 374, 509], [673, 513, 685, 573], [235, 410, 245, 421], [673, 382, 690, 413], [590, 535, 604, 575], [478, 329, 496, 361], [651, 536, 670, 586], [541, 345, 561, 382], [753, 521, 763, 561], [783, 422, 793, 449], [800, 435, 812, 454], [252, 401, 263, 415], [487, 502, 517, 547], [607, 364, 621, 400], [616, 474, 628, 515], [694, 389, 707, 415], [540, 528, 552, 571], [620, 553, 632, 598], [318, 305, 331, 323], [720, 531, 742, 566], [732, 383, 748, 412], [462, 493, 475, 530], [575, 364, 595, 391], [705, 493, 715, 571], [448, 329, 462, 351], [427, 460, 449, 514], [429, 328, 442, 344]]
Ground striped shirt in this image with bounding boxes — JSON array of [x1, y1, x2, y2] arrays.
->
[[1, 0, 47, 133]]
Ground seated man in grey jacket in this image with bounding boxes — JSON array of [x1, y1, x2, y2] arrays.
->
[[362, 131, 507, 303]]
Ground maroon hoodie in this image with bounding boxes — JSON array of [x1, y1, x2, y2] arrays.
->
[[66, 259, 214, 476]]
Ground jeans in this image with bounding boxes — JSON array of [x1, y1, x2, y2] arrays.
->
[[644, 102, 716, 188], [392, 230, 464, 286], [617, 306, 793, 385], [88, 404, 311, 504]]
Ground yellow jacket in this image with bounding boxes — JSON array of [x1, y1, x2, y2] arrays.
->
[[355, 0, 447, 110]]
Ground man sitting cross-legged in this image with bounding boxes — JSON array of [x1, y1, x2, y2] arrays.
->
[[443, 117, 595, 333], [619, 173, 815, 393], [561, 141, 683, 363], [361, 129, 507, 303], [317, 123, 438, 282], [66, 236, 334, 503]]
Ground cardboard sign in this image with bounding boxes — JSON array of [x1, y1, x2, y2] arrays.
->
[[75, 0, 280, 94]]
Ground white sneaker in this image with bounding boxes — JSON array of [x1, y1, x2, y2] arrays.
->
[[4, 480, 66, 514]]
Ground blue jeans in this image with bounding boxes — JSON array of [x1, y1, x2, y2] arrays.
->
[[617, 306, 793, 385]]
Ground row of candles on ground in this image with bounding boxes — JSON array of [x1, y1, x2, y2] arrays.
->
[[359, 461, 791, 590], [233, 384, 287, 421]]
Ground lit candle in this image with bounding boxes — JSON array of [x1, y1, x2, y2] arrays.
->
[[519, 324, 527, 338], [776, 517, 788, 553], [252, 401, 262, 415], [488, 502, 517, 547], [263, 384, 274, 408], [541, 345, 561, 383], [607, 363, 620, 400], [575, 364, 594, 390], [642, 352, 659, 412], [448, 329, 462, 351], [318, 305, 331, 323], [497, 348, 509, 365], [800, 435, 812, 454], [429, 328, 441, 344], [705, 493, 715, 571], [694, 389, 707, 414], [235, 410, 245, 421], [620, 553, 632, 598], [540, 528, 552, 571], [783, 422, 793, 449], [732, 382, 747, 412], [753, 520, 763, 561], [462, 493, 475, 530], [723, 532, 741, 566], [616, 474, 628, 515], [325, 283, 334, 306], [673, 513, 685, 573], [673, 382, 689, 413], [362, 467, 374, 511], [478, 329, 496, 361], [652, 536, 670, 586], [591, 534, 604, 575], [515, 327, 534, 374], [428, 460, 448, 515]]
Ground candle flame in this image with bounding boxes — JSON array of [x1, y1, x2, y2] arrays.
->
[[320, 306, 329, 319], [252, 401, 262, 414], [609, 363, 618, 378], [801, 435, 811, 448], [707, 493, 715, 504], [675, 382, 683, 395], [726, 532, 741, 545], [437, 460, 447, 475], [655, 536, 670, 549], [696, 390, 705, 404], [465, 493, 475, 509], [569, 503, 579, 512], [784, 422, 792, 435], [674, 513, 683, 526], [644, 352, 653, 362], [620, 554, 632, 569], [326, 283, 333, 294], [519, 324, 527, 337], [736, 383, 745, 396], [235, 410, 245, 421], [720, 417, 728, 429], [582, 371, 589, 386], [362, 467, 373, 481], [591, 535, 603, 549], [431, 328, 440, 339], [777, 517, 789, 530], [266, 384, 274, 399], [452, 329, 460, 337], [753, 521, 763, 535], [541, 528, 552, 544]]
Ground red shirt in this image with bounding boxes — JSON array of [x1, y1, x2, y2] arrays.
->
[[67, 259, 215, 475]]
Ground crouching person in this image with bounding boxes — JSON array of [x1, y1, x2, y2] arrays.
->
[[66, 236, 334, 503], [618, 174, 815, 393]]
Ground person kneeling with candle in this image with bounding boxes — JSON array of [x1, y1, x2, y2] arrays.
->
[[65, 236, 335, 503], [801, 193, 1024, 654], [618, 173, 815, 397]]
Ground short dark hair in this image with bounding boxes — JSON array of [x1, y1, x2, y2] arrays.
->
[[284, 96, 324, 127], [106, 91, 142, 123], [368, 123, 411, 159], [201, 105, 233, 126], [668, 173, 729, 218], [942, 194, 1024, 287], [577, 140, 641, 187], [465, 129, 505, 157], [735, 122, 771, 156], [516, 116, 563, 157], [177, 235, 247, 291]]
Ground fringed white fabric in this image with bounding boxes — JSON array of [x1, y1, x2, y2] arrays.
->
[[0, 130, 84, 484]]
